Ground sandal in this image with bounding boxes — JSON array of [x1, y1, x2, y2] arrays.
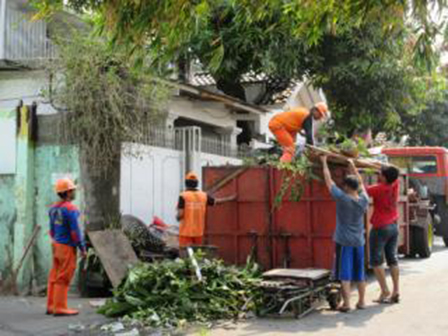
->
[[338, 306, 351, 313], [388, 294, 400, 304], [373, 294, 391, 304], [356, 303, 366, 310]]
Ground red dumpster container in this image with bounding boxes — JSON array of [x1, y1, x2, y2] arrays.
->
[[204, 165, 409, 271]]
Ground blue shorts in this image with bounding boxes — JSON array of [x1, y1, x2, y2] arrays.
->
[[334, 244, 365, 282]]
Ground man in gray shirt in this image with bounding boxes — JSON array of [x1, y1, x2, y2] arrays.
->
[[321, 156, 369, 312]]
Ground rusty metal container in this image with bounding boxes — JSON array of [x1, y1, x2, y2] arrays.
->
[[204, 165, 409, 271]]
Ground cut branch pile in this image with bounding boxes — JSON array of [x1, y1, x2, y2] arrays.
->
[[98, 256, 262, 328]]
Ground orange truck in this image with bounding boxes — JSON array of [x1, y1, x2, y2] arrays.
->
[[382, 147, 448, 253]]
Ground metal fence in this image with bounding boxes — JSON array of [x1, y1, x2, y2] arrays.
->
[[201, 135, 240, 158], [142, 125, 241, 158], [3, 7, 56, 62]]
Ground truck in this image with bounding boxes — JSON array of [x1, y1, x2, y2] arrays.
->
[[203, 161, 433, 271], [382, 147, 448, 249]]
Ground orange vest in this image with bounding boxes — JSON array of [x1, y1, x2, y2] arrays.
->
[[179, 190, 208, 237], [269, 107, 310, 133]]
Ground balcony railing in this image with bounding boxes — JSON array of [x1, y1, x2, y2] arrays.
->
[[140, 125, 241, 158]]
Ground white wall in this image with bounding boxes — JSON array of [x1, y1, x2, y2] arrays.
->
[[0, 70, 56, 114], [169, 97, 236, 129], [121, 144, 242, 226], [121, 144, 183, 226], [0, 109, 16, 174]]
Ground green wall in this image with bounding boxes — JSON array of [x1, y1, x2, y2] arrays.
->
[[0, 175, 16, 279], [33, 144, 82, 286], [0, 106, 83, 291]]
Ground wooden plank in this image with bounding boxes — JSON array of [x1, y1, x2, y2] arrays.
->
[[88, 230, 138, 288], [306, 145, 383, 170], [205, 167, 249, 195]]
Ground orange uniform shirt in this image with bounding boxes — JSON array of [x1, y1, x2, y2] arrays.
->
[[178, 190, 211, 237], [269, 107, 310, 133]]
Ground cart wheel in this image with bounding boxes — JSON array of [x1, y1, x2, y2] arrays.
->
[[327, 290, 341, 310]]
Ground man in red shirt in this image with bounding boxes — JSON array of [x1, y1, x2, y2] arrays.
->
[[367, 165, 400, 304]]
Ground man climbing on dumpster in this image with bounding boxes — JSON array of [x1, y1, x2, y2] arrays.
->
[[176, 172, 235, 247], [46, 178, 86, 316], [269, 102, 329, 163], [321, 156, 369, 312]]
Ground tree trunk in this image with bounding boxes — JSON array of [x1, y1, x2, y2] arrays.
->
[[80, 144, 121, 231]]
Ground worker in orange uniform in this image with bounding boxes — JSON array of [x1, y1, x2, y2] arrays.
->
[[269, 102, 329, 163], [176, 172, 235, 247], [46, 178, 86, 316]]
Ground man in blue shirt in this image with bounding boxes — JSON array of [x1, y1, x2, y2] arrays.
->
[[321, 156, 369, 312], [47, 178, 86, 316]]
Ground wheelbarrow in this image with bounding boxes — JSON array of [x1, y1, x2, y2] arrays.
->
[[258, 268, 341, 319]]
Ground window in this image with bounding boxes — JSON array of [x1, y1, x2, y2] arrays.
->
[[410, 156, 438, 174], [389, 156, 438, 174]]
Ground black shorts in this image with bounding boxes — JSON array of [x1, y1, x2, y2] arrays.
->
[[369, 223, 399, 267]]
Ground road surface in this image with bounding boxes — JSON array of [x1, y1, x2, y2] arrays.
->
[[1, 238, 447, 335], [208, 237, 448, 336]]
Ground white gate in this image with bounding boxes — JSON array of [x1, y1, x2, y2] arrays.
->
[[120, 127, 242, 226]]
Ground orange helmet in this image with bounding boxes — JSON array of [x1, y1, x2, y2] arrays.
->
[[185, 172, 198, 181], [314, 102, 329, 118], [55, 178, 76, 193]]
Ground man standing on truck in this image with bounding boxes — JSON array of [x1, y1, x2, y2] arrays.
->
[[176, 172, 235, 247], [269, 102, 329, 163], [321, 156, 369, 312], [367, 165, 401, 304], [47, 178, 86, 316]]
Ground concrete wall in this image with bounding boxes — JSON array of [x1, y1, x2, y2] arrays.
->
[[0, 175, 16, 279], [0, 70, 55, 114], [169, 97, 236, 130], [0, 105, 81, 289], [0, 108, 17, 277], [33, 145, 81, 286], [121, 144, 242, 227]]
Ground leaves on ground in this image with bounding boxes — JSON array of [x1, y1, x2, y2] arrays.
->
[[98, 255, 263, 328]]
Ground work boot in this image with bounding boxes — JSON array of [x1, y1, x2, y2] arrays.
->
[[53, 284, 79, 316], [46, 281, 55, 315]]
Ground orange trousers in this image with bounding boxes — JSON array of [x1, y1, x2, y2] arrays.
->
[[179, 236, 203, 247], [269, 123, 296, 163], [46, 243, 77, 313]]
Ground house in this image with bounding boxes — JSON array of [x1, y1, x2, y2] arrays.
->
[[188, 70, 327, 145], [0, 0, 268, 292]]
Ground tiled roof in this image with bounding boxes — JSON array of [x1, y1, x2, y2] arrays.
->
[[269, 81, 298, 105], [191, 71, 297, 105], [191, 72, 268, 86]]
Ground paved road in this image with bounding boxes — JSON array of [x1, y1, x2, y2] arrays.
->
[[0, 296, 109, 336], [208, 237, 448, 336], [1, 238, 448, 336]]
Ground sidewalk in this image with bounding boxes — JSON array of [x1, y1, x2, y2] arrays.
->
[[0, 296, 109, 336]]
